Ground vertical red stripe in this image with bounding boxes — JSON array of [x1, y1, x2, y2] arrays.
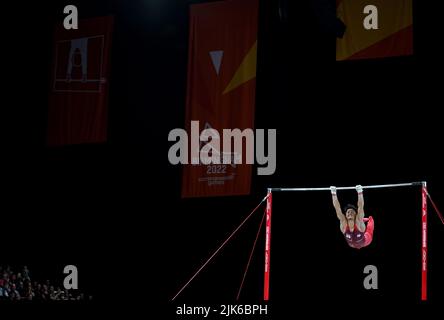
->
[[421, 184, 427, 301], [264, 191, 272, 300]]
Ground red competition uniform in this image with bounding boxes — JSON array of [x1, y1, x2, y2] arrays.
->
[[344, 216, 374, 249]]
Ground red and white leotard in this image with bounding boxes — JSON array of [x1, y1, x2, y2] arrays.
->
[[343, 216, 374, 249]]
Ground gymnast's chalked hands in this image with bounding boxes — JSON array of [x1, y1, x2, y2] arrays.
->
[[356, 185, 363, 194], [330, 186, 337, 195]]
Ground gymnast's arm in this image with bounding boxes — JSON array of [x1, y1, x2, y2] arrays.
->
[[331, 187, 346, 229], [356, 185, 366, 231]]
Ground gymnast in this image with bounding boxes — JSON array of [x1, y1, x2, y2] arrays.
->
[[331, 185, 374, 249]]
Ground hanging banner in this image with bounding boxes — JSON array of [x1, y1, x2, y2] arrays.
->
[[48, 16, 113, 146], [336, 0, 413, 61], [182, 0, 258, 198]]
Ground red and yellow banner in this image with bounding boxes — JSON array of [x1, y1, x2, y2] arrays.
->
[[336, 0, 412, 61], [47, 16, 113, 146], [182, 0, 258, 198]]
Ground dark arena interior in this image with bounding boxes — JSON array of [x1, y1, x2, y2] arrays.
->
[[2, 0, 443, 318]]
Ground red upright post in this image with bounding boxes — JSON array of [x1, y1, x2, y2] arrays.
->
[[264, 190, 272, 301], [421, 182, 428, 301]]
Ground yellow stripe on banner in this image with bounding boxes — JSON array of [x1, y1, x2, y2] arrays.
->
[[223, 41, 257, 95], [336, 0, 412, 61]]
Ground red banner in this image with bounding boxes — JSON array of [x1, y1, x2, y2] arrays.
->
[[182, 0, 258, 198], [47, 16, 113, 146]]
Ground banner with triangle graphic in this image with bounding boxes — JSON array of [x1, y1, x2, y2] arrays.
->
[[182, 0, 258, 198], [336, 0, 413, 61]]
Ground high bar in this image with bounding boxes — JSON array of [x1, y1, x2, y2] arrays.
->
[[269, 182, 425, 192]]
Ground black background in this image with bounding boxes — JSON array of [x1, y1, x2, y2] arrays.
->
[[2, 0, 443, 317]]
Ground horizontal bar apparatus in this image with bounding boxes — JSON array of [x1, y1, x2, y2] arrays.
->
[[264, 181, 429, 301]]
